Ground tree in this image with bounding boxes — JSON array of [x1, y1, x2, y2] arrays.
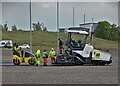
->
[[95, 21, 111, 40], [2, 23, 8, 31], [12, 25, 17, 31], [36, 22, 42, 31], [32, 22, 42, 31], [0, 24, 3, 31], [43, 27, 47, 31], [4, 24, 8, 31], [32, 23, 36, 31], [110, 24, 118, 40], [118, 26, 120, 41], [95, 21, 120, 41]]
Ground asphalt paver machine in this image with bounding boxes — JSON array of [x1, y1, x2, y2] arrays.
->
[[55, 29, 112, 65]]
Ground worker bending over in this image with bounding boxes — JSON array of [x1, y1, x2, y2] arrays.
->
[[35, 49, 41, 66], [49, 48, 56, 64], [42, 49, 48, 66]]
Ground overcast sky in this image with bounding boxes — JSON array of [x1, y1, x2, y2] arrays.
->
[[0, 1, 119, 31]]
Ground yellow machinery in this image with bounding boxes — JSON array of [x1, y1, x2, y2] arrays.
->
[[13, 51, 35, 65]]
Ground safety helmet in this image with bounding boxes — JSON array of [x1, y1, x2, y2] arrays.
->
[[43, 49, 46, 52], [51, 48, 54, 50], [37, 49, 40, 52]]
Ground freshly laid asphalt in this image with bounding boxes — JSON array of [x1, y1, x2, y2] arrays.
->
[[1, 48, 119, 84]]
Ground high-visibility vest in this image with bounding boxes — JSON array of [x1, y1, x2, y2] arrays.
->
[[13, 47, 16, 51], [49, 50, 56, 57], [13, 47, 19, 52], [35, 50, 40, 58], [42, 51, 48, 58]]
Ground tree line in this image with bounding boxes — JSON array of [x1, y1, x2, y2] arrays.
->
[[0, 21, 47, 31], [1, 21, 119, 41]]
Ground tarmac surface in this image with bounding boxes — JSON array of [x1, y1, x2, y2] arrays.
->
[[1, 48, 119, 84]]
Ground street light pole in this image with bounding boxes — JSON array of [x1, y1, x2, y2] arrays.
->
[[29, 0, 32, 52], [72, 6, 75, 39], [91, 18, 94, 46], [84, 14, 85, 30], [73, 6, 74, 28], [83, 14, 86, 42], [57, 1, 59, 50]]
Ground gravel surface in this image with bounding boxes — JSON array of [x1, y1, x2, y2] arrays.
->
[[2, 62, 118, 84]]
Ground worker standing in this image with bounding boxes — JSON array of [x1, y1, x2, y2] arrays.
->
[[49, 48, 56, 64], [13, 43, 17, 53], [58, 38, 64, 54], [42, 49, 48, 66], [35, 49, 41, 66]]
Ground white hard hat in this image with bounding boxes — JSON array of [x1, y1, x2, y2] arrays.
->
[[51, 48, 54, 50]]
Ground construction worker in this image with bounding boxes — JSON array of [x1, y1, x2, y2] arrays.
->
[[5, 42, 10, 48], [42, 49, 48, 66], [35, 49, 41, 66], [49, 48, 56, 64], [13, 44, 22, 57], [13, 42, 17, 53], [58, 38, 64, 54]]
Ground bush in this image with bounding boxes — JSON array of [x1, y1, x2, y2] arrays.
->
[[95, 21, 119, 41]]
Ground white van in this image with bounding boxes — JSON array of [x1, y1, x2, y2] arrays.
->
[[0, 40, 12, 48]]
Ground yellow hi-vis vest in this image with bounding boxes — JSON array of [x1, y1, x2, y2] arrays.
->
[[49, 50, 56, 57], [42, 51, 48, 58], [35, 50, 40, 58]]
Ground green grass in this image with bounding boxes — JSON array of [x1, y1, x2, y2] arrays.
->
[[2, 30, 118, 50]]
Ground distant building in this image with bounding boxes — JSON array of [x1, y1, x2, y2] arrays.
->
[[59, 28, 67, 32], [79, 23, 98, 32], [59, 23, 98, 33], [68, 27, 90, 32]]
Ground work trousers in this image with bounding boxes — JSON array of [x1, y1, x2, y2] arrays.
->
[[36, 58, 40, 65], [43, 57, 48, 65], [50, 56, 56, 63]]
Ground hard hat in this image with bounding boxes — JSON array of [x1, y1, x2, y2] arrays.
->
[[51, 48, 54, 50], [37, 49, 40, 53], [43, 49, 46, 51]]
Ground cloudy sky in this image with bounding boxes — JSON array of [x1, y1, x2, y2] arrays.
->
[[0, 0, 119, 31]]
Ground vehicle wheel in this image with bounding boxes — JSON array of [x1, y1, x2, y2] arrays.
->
[[8, 47, 11, 49], [75, 63, 83, 66], [74, 57, 83, 65], [28, 58, 35, 65], [98, 61, 105, 66], [13, 58, 20, 65], [106, 57, 112, 65], [92, 61, 98, 66]]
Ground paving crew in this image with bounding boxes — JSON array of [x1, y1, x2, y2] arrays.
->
[[35, 49, 41, 66], [42, 49, 48, 66], [49, 48, 56, 64]]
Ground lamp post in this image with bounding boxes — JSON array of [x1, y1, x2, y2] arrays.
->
[[91, 18, 94, 46], [57, 1, 59, 50], [73, 6, 74, 28], [29, 0, 32, 52]]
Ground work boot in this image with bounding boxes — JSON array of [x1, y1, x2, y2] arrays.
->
[[44, 64, 48, 66]]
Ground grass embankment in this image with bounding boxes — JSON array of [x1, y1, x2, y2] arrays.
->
[[2, 31, 118, 51]]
